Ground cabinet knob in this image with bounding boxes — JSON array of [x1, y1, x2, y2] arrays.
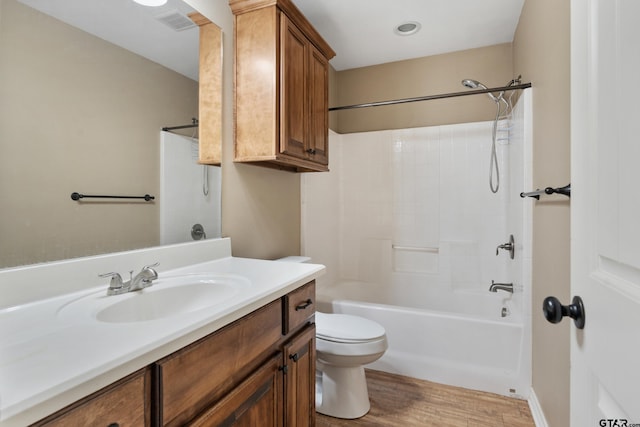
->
[[290, 353, 299, 362], [306, 148, 317, 155]]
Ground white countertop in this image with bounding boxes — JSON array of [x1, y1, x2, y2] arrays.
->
[[0, 239, 324, 426]]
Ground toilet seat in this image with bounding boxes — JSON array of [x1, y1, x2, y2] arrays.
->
[[316, 312, 386, 343]]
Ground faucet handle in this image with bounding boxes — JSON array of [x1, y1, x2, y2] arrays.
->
[[99, 272, 124, 292], [139, 262, 159, 284], [142, 262, 159, 277], [496, 234, 515, 259], [142, 262, 160, 270]]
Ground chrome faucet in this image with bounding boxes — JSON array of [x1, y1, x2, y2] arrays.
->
[[489, 280, 514, 293], [100, 262, 159, 296]]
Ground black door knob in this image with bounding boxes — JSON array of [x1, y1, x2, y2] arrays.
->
[[543, 296, 585, 329]]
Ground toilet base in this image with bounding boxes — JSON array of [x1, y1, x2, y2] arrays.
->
[[316, 362, 370, 419]]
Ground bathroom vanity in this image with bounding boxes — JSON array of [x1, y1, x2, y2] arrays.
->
[[0, 238, 324, 426]]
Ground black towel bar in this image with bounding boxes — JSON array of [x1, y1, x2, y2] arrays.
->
[[71, 192, 155, 201]]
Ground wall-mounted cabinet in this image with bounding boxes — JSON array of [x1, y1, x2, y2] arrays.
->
[[189, 13, 222, 165], [229, 0, 335, 172]]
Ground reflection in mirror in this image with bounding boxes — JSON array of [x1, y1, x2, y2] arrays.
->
[[0, 0, 222, 269], [160, 131, 221, 245]]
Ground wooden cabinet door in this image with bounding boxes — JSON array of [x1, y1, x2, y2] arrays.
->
[[283, 324, 316, 427], [280, 13, 308, 160], [307, 45, 329, 166], [188, 354, 283, 427]]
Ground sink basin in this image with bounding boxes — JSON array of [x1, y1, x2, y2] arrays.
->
[[58, 274, 251, 323]]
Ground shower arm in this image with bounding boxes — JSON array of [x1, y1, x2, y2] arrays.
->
[[328, 83, 531, 111]]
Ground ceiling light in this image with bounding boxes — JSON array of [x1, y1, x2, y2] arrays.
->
[[394, 21, 421, 36], [133, 0, 168, 6]]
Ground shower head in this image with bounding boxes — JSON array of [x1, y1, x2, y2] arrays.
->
[[461, 79, 485, 90], [461, 79, 501, 102]]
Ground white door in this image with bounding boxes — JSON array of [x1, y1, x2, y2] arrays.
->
[[570, 0, 640, 425]]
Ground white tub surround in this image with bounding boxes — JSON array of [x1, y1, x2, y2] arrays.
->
[[159, 131, 222, 245], [0, 238, 325, 427], [303, 90, 532, 399]]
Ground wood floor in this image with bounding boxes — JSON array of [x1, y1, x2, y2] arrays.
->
[[316, 370, 535, 427]]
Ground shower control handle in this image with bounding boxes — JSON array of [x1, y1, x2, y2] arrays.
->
[[543, 296, 585, 329], [191, 223, 206, 241], [496, 234, 515, 259]]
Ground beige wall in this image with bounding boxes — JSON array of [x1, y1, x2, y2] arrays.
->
[[0, 0, 198, 268], [333, 44, 514, 133], [513, 0, 571, 426]]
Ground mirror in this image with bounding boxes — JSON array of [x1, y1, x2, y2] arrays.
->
[[0, 0, 222, 269]]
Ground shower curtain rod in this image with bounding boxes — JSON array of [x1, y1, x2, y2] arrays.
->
[[162, 118, 199, 132], [328, 82, 531, 111]]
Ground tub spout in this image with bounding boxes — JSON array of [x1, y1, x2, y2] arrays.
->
[[489, 281, 513, 293]]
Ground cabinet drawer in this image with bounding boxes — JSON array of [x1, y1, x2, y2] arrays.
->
[[32, 369, 149, 426], [158, 299, 282, 426], [283, 281, 315, 334]]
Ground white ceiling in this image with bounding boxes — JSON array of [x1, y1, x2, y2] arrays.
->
[[17, 0, 200, 80], [16, 0, 525, 78], [291, 0, 525, 71]]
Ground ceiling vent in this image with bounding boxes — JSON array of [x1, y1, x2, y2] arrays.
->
[[153, 9, 196, 31]]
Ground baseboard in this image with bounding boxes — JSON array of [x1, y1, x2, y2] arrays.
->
[[528, 388, 549, 427]]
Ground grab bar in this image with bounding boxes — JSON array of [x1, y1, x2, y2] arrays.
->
[[71, 192, 155, 202], [520, 183, 571, 200], [392, 245, 439, 253]]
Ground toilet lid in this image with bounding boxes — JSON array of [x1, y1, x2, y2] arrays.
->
[[315, 312, 386, 343]]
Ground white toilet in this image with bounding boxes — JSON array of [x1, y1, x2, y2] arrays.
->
[[275, 256, 388, 419], [315, 311, 388, 419]]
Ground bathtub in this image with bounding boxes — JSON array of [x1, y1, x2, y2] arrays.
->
[[316, 280, 530, 399]]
